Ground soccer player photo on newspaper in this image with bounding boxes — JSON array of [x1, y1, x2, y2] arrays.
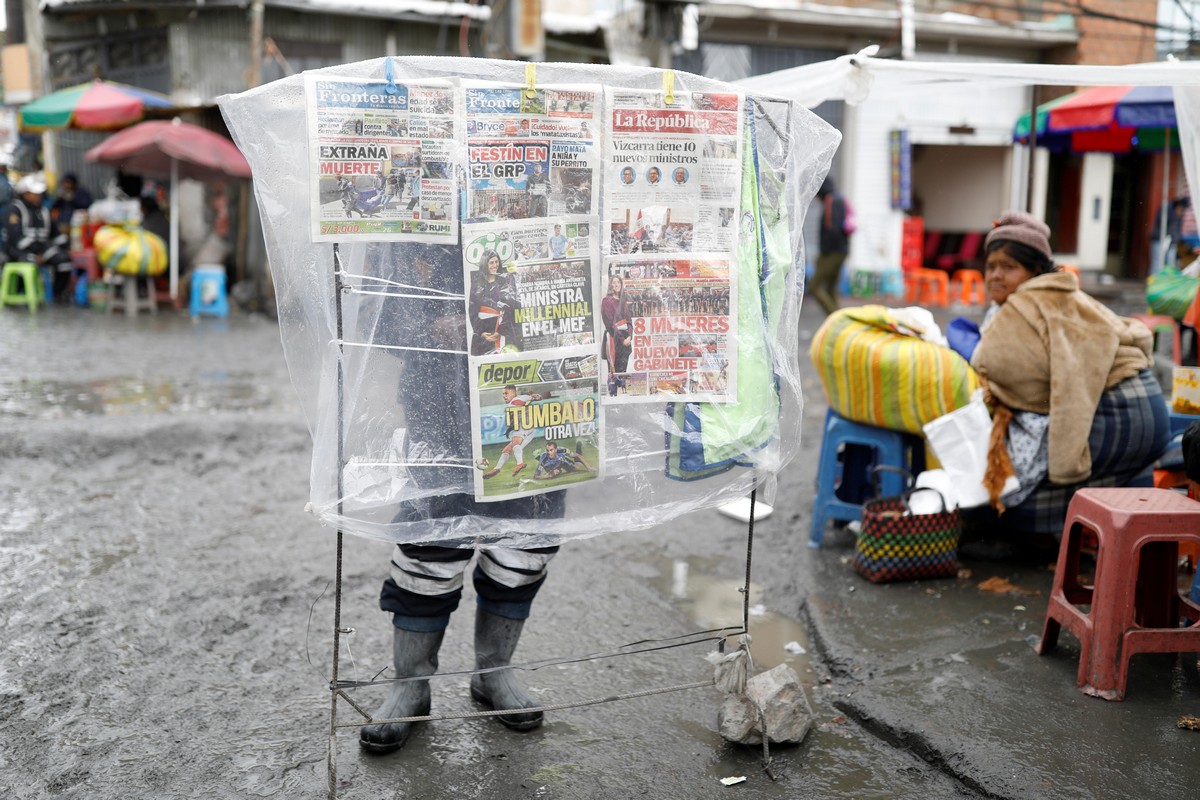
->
[[468, 347, 603, 501]]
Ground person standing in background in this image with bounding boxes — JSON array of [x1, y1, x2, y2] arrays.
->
[[813, 177, 851, 315]]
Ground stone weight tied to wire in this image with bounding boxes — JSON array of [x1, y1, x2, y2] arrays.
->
[[718, 663, 812, 745]]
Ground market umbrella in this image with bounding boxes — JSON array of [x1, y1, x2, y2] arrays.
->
[[1014, 86, 1179, 257], [19, 79, 176, 132], [1013, 86, 1179, 152], [1048, 85, 1177, 130], [85, 118, 253, 299], [1048, 86, 1179, 258]]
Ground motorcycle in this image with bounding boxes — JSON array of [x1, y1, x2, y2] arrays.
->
[[340, 184, 388, 218]]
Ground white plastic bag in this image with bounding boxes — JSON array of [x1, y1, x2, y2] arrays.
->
[[921, 391, 1018, 509]]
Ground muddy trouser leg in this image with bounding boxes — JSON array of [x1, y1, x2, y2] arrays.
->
[[361, 544, 473, 753], [812, 251, 845, 315], [468, 546, 558, 730]]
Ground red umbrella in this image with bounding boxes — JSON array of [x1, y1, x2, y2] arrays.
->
[[85, 118, 252, 299], [84, 118, 251, 181]]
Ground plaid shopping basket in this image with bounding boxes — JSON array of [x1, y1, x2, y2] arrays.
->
[[852, 484, 960, 584]]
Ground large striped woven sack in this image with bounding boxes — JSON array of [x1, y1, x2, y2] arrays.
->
[[94, 224, 168, 277], [808, 305, 979, 434]]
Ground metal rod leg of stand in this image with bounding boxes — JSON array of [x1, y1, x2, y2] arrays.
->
[[328, 530, 344, 799]]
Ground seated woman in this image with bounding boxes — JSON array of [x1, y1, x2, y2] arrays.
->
[[966, 210, 1170, 541]]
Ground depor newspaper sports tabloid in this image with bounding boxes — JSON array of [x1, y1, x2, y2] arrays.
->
[[468, 348, 603, 501]]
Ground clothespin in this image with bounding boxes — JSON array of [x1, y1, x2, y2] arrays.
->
[[524, 63, 537, 100], [384, 57, 398, 95], [662, 69, 675, 105]]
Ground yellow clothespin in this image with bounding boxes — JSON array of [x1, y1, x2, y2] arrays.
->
[[662, 69, 675, 105], [524, 63, 537, 99]]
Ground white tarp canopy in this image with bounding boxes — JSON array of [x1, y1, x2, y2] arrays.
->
[[738, 47, 1200, 231]]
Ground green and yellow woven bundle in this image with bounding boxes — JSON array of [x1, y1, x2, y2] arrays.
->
[[95, 224, 168, 277], [809, 305, 980, 435]]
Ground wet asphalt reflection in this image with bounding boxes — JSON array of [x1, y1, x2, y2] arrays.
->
[[1, 306, 981, 799]]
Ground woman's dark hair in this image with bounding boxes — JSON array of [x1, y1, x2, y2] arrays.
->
[[985, 238, 1055, 276], [479, 249, 500, 269]]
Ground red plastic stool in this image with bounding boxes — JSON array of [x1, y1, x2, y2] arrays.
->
[[1036, 488, 1200, 700], [1130, 313, 1182, 365]]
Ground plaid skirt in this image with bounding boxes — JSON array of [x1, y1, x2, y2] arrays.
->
[[966, 368, 1170, 536]]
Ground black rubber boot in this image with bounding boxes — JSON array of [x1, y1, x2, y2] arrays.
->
[[469, 607, 544, 731], [359, 627, 445, 754]]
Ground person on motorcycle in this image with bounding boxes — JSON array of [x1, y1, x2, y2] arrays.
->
[[337, 175, 359, 217], [525, 162, 550, 218]]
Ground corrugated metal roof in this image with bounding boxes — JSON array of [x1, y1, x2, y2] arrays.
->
[[39, 0, 615, 34], [40, 0, 489, 21]]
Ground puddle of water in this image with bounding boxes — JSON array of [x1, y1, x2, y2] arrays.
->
[[0, 373, 283, 418], [656, 556, 812, 673]]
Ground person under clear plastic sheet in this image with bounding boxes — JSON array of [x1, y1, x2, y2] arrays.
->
[[352, 242, 565, 754]]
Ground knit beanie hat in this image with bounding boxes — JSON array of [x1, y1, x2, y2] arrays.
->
[[985, 210, 1052, 261]]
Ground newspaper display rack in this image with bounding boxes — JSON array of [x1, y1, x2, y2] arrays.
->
[[220, 56, 835, 796]]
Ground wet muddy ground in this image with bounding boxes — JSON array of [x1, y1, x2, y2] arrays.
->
[[4, 297, 1192, 799]]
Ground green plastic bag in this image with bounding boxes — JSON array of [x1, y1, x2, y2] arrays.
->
[[1146, 266, 1199, 320]]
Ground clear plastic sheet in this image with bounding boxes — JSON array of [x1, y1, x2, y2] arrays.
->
[[218, 56, 839, 547]]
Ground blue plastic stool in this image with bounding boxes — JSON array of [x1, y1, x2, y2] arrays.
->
[[190, 264, 229, 318], [809, 408, 926, 548], [40, 266, 54, 303]]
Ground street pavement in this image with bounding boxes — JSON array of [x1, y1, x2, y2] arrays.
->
[[1, 284, 1198, 799]]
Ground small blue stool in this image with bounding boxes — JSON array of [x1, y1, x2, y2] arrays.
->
[[810, 408, 926, 548], [40, 266, 54, 303], [190, 264, 229, 318]]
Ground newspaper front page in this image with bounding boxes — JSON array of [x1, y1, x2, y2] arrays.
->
[[599, 256, 735, 403], [603, 88, 742, 258], [464, 82, 600, 223], [305, 76, 459, 242], [463, 217, 599, 357], [600, 88, 743, 403], [468, 348, 603, 501]]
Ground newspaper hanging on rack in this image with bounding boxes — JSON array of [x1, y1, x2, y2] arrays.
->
[[601, 88, 743, 403], [464, 82, 600, 223], [600, 255, 735, 403], [464, 216, 599, 356], [469, 347, 603, 501], [305, 76, 459, 241]]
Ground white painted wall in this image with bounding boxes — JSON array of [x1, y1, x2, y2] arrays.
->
[[912, 144, 1010, 229], [845, 69, 1031, 275]]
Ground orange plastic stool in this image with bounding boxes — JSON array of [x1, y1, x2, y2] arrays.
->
[[949, 269, 985, 306], [1036, 488, 1200, 700], [904, 268, 948, 307], [1130, 313, 1182, 365]]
